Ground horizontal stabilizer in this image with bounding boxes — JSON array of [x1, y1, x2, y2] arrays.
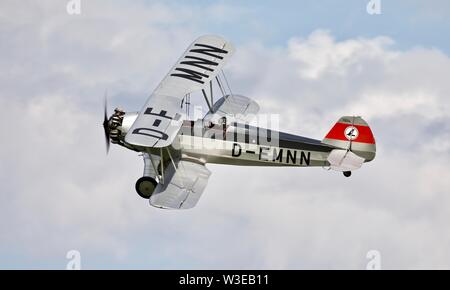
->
[[327, 149, 365, 172]]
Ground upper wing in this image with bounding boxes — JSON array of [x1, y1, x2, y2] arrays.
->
[[154, 35, 235, 97], [125, 35, 234, 148], [149, 159, 211, 209], [203, 94, 260, 124]]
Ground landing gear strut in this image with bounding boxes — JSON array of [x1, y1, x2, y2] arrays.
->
[[343, 171, 352, 177], [135, 176, 157, 199]]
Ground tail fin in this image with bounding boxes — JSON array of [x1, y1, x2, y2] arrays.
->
[[322, 116, 376, 161]]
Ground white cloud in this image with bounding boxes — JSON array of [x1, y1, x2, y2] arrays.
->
[[1, 0, 450, 269], [288, 30, 396, 79]]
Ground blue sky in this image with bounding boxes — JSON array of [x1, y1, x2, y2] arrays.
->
[[1, 0, 450, 269], [158, 0, 450, 52]]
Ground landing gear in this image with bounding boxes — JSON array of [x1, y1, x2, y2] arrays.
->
[[135, 176, 158, 199], [343, 171, 352, 177]]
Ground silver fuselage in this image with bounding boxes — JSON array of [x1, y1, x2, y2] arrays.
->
[[173, 120, 334, 167], [118, 113, 336, 167]]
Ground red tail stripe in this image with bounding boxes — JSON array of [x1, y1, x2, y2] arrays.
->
[[325, 122, 375, 144]]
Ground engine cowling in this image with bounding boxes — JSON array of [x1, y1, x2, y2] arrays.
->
[[107, 108, 138, 145]]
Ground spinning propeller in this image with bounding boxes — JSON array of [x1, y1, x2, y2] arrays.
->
[[102, 92, 110, 154]]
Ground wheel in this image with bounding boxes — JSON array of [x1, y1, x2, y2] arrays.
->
[[135, 176, 158, 199], [343, 171, 352, 177]]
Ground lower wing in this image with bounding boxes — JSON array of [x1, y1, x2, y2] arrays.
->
[[150, 158, 211, 209]]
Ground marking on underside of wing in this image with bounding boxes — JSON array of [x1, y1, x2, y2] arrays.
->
[[170, 43, 229, 84], [131, 107, 181, 141]]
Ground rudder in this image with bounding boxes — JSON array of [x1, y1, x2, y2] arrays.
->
[[322, 116, 376, 162]]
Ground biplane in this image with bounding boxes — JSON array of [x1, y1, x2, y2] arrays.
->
[[102, 35, 376, 209]]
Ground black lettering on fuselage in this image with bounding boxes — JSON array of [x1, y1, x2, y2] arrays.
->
[[273, 148, 283, 162], [228, 142, 311, 166], [300, 151, 311, 166], [232, 143, 242, 157], [286, 150, 297, 164], [259, 147, 270, 161]]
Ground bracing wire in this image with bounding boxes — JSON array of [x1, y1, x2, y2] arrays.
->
[[220, 69, 238, 112], [221, 69, 234, 97], [216, 76, 226, 97]]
